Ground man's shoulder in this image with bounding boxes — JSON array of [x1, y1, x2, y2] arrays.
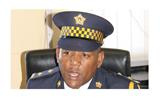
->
[[29, 67, 60, 80], [27, 67, 62, 89], [97, 68, 140, 89], [98, 68, 130, 82]]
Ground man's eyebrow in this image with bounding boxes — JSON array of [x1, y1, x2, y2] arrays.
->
[[61, 49, 70, 52], [94, 48, 101, 53]]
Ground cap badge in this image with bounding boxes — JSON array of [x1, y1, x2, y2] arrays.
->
[[74, 14, 86, 25]]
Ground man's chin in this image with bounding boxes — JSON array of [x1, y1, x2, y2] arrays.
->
[[66, 81, 81, 89]]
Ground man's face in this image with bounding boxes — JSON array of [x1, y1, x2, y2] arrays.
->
[[56, 48, 104, 89]]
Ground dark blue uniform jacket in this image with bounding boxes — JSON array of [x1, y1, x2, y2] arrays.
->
[[27, 67, 140, 89]]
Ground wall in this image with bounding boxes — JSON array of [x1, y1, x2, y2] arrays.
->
[[100, 10, 148, 66], [11, 10, 46, 89]]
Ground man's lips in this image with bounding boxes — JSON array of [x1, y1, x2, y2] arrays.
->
[[67, 72, 80, 80]]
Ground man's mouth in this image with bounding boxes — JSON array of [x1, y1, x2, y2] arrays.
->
[[68, 72, 80, 80]]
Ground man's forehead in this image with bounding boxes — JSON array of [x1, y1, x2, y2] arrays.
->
[[59, 48, 100, 53]]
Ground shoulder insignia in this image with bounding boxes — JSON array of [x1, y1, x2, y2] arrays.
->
[[127, 77, 141, 89], [127, 76, 140, 84], [30, 73, 36, 79], [117, 73, 140, 83], [116, 72, 129, 79], [137, 84, 141, 89], [30, 67, 59, 80], [117, 72, 123, 76], [117, 72, 141, 89]]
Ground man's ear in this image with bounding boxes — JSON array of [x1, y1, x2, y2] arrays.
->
[[97, 50, 104, 68], [56, 48, 60, 63]]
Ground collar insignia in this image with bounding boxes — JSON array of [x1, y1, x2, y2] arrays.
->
[[57, 80, 61, 88], [96, 82, 102, 88]]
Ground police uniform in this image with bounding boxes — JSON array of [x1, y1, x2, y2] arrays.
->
[[27, 11, 140, 89], [27, 67, 139, 89]]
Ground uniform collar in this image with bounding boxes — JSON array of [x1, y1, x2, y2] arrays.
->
[[64, 79, 92, 89], [58, 68, 106, 89], [88, 68, 106, 89]]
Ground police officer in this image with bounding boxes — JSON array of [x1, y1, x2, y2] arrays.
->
[[27, 11, 140, 89]]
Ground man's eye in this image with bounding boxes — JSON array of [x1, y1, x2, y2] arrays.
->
[[63, 51, 69, 55], [83, 53, 90, 58]]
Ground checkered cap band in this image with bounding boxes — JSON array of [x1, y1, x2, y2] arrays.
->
[[60, 26, 104, 44]]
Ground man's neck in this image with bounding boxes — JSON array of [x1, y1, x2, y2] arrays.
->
[[64, 79, 92, 89]]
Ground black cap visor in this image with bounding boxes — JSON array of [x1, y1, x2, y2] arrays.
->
[[58, 38, 101, 52]]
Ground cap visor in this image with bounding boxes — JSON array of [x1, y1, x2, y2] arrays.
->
[[58, 38, 101, 52]]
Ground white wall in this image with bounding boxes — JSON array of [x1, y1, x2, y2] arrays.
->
[[101, 10, 148, 66]]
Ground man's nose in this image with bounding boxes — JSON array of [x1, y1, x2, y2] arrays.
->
[[70, 53, 81, 66]]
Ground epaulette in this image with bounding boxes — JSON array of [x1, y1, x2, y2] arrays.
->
[[116, 72, 140, 84], [29, 67, 59, 80], [117, 72, 141, 89], [116, 72, 129, 79]]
